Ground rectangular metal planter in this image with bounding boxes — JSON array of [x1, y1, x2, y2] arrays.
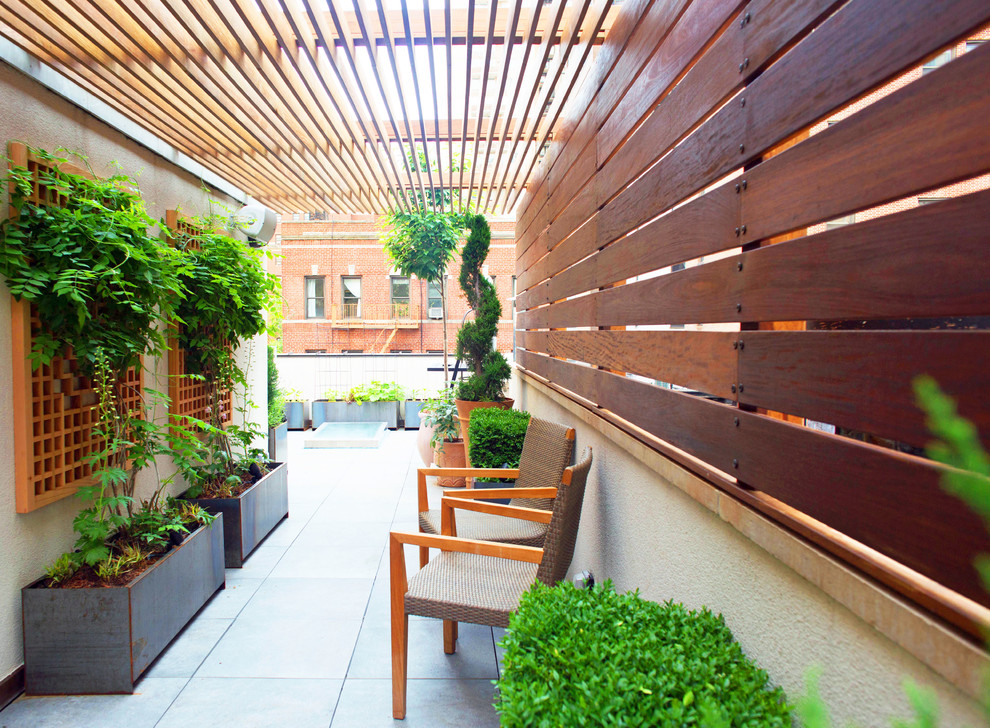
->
[[185, 462, 289, 568], [313, 400, 399, 429], [268, 421, 288, 461], [22, 516, 225, 695], [285, 400, 306, 430], [404, 400, 425, 429]]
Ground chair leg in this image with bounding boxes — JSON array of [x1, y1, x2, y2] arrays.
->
[[419, 545, 429, 568], [392, 611, 409, 719], [443, 620, 457, 654]]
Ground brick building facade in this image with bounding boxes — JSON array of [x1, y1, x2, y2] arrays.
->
[[272, 214, 518, 355]]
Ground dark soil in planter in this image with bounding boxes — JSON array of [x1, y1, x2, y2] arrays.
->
[[194, 462, 269, 499]]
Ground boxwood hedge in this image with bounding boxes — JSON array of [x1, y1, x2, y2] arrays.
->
[[468, 408, 531, 473], [496, 581, 792, 727]]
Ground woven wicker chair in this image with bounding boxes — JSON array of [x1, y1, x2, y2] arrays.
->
[[416, 417, 575, 567], [389, 448, 593, 719]]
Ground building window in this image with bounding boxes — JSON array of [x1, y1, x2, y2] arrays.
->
[[342, 349, 363, 354], [918, 197, 947, 206], [825, 213, 856, 230], [304, 348, 327, 353], [341, 276, 361, 318], [391, 276, 410, 317], [922, 48, 954, 74], [427, 280, 443, 319], [305, 276, 325, 318], [965, 40, 984, 54], [391, 349, 412, 354]]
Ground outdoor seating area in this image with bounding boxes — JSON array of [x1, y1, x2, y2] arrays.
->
[[0, 431, 506, 728], [0, 0, 989, 725]]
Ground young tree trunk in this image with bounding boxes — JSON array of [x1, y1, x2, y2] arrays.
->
[[441, 276, 449, 384]]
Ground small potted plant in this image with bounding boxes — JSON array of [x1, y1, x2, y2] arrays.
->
[[267, 346, 288, 461], [419, 387, 465, 487], [453, 213, 514, 460]]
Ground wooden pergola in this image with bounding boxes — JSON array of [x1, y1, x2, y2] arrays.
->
[[0, 0, 620, 214]]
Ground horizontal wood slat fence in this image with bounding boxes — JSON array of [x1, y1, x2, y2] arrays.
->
[[513, 0, 990, 638], [7, 142, 145, 513]]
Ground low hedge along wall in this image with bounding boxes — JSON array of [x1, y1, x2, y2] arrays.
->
[[468, 408, 531, 475], [496, 582, 792, 727]]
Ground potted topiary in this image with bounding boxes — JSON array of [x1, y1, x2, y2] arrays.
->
[[267, 345, 288, 461], [419, 387, 465, 487], [467, 408, 531, 502], [169, 215, 287, 569], [1, 146, 224, 694], [453, 213, 513, 461]]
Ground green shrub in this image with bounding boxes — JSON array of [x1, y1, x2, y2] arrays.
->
[[497, 581, 792, 728], [267, 346, 285, 428], [468, 408, 530, 477]]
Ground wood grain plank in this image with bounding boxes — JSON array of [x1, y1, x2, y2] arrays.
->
[[518, 350, 990, 608], [517, 187, 990, 328], [518, 329, 738, 398], [737, 331, 990, 448]]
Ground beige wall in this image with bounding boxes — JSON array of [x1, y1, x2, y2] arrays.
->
[[511, 372, 986, 728], [0, 62, 266, 683]]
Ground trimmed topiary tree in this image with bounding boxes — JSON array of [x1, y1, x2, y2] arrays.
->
[[455, 212, 511, 401], [468, 408, 531, 472]]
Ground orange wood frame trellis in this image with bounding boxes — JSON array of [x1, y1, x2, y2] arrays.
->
[[7, 142, 145, 513], [165, 209, 232, 427]]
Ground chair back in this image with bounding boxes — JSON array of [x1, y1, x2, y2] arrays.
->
[[536, 448, 593, 586], [510, 417, 574, 510]]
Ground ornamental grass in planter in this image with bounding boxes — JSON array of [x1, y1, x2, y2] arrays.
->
[[0, 148, 225, 693], [497, 581, 792, 727]]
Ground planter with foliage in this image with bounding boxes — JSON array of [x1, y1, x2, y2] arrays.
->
[[497, 581, 792, 727], [453, 213, 513, 458], [22, 515, 224, 694], [467, 408, 531, 502], [0, 148, 225, 694], [313, 381, 403, 428], [420, 387, 465, 487], [168, 213, 284, 569], [183, 463, 287, 568]]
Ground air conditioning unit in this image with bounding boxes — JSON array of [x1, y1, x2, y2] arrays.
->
[[428, 306, 443, 319]]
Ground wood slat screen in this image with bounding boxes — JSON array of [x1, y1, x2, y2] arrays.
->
[[513, 0, 990, 637], [165, 210, 232, 427], [7, 142, 145, 513]]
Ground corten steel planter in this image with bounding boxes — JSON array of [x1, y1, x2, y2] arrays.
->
[[22, 516, 225, 695], [184, 462, 289, 568], [268, 421, 288, 462], [435, 440, 466, 488]]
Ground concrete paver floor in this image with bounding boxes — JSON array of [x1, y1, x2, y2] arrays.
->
[[0, 430, 502, 728]]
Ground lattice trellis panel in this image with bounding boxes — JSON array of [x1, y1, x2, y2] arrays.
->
[[166, 210, 232, 425], [8, 142, 145, 512]]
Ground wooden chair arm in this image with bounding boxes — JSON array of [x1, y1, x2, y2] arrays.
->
[[418, 467, 521, 479], [442, 486, 557, 500], [390, 530, 543, 563], [441, 498, 552, 538]]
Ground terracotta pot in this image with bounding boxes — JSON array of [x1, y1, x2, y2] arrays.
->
[[455, 398, 514, 467], [435, 439, 466, 488], [416, 422, 436, 466]]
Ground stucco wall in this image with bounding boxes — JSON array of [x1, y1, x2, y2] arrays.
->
[[0, 61, 266, 683], [511, 372, 986, 727]]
